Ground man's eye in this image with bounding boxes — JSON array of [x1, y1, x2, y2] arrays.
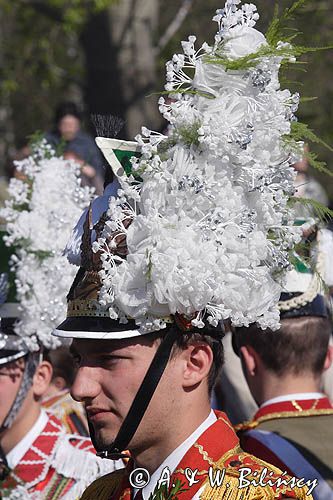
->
[[99, 355, 121, 365]]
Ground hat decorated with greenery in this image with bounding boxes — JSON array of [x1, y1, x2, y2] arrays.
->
[[56, 0, 332, 341]]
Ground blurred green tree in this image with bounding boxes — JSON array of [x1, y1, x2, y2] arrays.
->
[[0, 0, 332, 198], [0, 0, 111, 161]]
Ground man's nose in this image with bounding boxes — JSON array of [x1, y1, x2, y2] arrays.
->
[[71, 366, 101, 402]]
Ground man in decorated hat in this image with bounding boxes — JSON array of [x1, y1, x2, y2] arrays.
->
[[0, 274, 120, 499], [234, 284, 333, 499], [0, 320, 116, 500], [54, 1, 320, 498]]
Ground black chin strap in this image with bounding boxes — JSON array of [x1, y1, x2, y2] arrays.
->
[[96, 325, 179, 460]]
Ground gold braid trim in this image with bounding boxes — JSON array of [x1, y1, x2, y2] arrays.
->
[[67, 299, 109, 318], [235, 408, 333, 431], [291, 399, 319, 411], [278, 273, 321, 311], [217, 414, 236, 432], [80, 469, 127, 500], [193, 443, 215, 466], [200, 454, 312, 500], [219, 445, 243, 464]]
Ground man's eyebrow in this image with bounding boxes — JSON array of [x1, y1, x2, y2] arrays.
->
[[69, 343, 121, 356]]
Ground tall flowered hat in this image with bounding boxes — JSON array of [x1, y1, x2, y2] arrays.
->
[[55, 0, 311, 340], [54, 0, 326, 458], [0, 139, 94, 352], [0, 139, 93, 436]]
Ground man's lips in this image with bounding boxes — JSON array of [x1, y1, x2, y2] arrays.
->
[[86, 408, 111, 421]]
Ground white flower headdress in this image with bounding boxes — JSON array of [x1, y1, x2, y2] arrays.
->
[[0, 140, 94, 350], [75, 1, 311, 333]]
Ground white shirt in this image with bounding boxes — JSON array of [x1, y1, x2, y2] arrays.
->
[[6, 410, 48, 469], [261, 392, 326, 409], [134, 410, 217, 500]]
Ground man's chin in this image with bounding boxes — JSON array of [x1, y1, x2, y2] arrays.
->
[[90, 425, 118, 450]]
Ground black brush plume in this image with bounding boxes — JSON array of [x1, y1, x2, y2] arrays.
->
[[91, 114, 125, 187], [91, 114, 124, 139]]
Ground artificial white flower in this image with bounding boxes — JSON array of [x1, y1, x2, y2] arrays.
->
[[92, 1, 303, 331], [223, 25, 267, 60]]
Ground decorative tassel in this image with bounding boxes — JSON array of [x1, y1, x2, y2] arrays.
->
[[52, 435, 114, 483], [79, 469, 127, 500]]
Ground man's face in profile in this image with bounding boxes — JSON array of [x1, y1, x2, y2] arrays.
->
[[70, 337, 180, 452]]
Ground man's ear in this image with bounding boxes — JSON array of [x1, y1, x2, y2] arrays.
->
[[32, 361, 53, 398], [239, 345, 259, 378], [182, 343, 213, 389], [323, 344, 333, 372]]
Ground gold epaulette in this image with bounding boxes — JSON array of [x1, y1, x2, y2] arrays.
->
[[80, 468, 126, 500], [200, 453, 313, 500], [234, 419, 258, 432]]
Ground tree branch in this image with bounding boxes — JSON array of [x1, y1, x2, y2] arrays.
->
[[18, 0, 63, 22], [155, 0, 194, 55]]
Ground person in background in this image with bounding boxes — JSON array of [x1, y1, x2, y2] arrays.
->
[[234, 289, 333, 500], [46, 101, 104, 194], [213, 323, 258, 424], [42, 346, 89, 436], [0, 317, 120, 499]]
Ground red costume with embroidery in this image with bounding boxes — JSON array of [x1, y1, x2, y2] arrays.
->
[[1, 414, 117, 499], [80, 411, 311, 500]]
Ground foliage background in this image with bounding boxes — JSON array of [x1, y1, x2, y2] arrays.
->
[[0, 0, 332, 198]]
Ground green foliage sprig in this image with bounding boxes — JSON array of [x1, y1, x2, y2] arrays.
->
[[283, 121, 333, 177], [290, 122, 333, 153], [288, 243, 328, 294], [266, 0, 309, 46], [175, 121, 201, 148], [148, 479, 188, 500], [205, 42, 330, 72], [205, 0, 332, 77], [289, 197, 333, 222]]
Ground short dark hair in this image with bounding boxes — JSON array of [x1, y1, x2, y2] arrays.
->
[[233, 316, 332, 376], [54, 101, 81, 125], [147, 326, 224, 393]]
